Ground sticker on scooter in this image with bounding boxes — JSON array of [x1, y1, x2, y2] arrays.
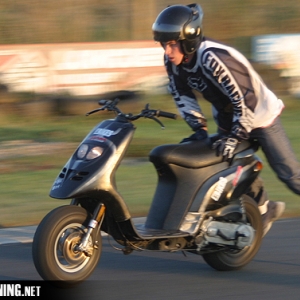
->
[[211, 177, 228, 201], [51, 178, 63, 190], [89, 136, 107, 142], [232, 165, 243, 187], [93, 128, 122, 137]]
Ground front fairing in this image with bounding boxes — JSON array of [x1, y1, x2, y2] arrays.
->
[[50, 118, 135, 199]]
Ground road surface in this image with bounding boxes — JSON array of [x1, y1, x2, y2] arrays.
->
[[0, 218, 299, 299]]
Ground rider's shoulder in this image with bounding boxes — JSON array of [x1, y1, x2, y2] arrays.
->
[[198, 37, 240, 65], [199, 37, 231, 55]]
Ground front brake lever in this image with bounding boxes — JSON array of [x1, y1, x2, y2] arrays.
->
[[86, 107, 104, 116], [149, 116, 165, 129], [142, 104, 165, 128]]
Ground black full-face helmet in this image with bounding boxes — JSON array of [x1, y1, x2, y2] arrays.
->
[[152, 3, 204, 55]]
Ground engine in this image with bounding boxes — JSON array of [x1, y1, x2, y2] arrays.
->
[[200, 218, 255, 249]]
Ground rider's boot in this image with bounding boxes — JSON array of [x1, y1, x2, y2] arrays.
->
[[259, 200, 286, 237]]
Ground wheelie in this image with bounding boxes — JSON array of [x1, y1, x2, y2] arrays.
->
[[32, 98, 263, 285]]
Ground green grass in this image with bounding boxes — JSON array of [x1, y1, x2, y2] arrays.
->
[[0, 94, 300, 227]]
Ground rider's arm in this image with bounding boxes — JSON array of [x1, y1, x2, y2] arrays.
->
[[200, 47, 257, 140], [165, 57, 208, 134]]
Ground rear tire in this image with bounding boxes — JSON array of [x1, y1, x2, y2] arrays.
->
[[32, 205, 102, 286], [202, 195, 262, 271]]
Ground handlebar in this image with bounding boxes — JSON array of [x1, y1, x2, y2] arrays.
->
[[156, 110, 177, 119], [85, 98, 177, 128]]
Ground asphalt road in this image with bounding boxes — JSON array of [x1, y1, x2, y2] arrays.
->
[[0, 218, 299, 300]]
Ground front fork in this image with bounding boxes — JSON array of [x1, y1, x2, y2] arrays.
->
[[71, 200, 106, 256]]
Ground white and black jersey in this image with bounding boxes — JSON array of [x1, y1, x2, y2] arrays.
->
[[165, 37, 284, 139]]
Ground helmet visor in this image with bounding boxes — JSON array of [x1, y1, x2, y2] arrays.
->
[[152, 23, 182, 42]]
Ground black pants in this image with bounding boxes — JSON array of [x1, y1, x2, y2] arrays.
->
[[250, 117, 300, 195]]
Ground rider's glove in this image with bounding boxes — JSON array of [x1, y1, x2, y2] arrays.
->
[[180, 129, 208, 143], [231, 122, 249, 140], [212, 136, 239, 161]]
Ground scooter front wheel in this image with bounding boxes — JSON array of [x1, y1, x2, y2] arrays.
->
[[32, 205, 102, 286], [202, 195, 263, 271]]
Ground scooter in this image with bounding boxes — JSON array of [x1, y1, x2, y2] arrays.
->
[[32, 98, 263, 285]]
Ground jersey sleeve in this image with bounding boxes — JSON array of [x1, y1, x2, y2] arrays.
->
[[200, 47, 256, 139], [165, 57, 207, 132]]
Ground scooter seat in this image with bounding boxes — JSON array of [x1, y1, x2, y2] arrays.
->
[[149, 138, 253, 169]]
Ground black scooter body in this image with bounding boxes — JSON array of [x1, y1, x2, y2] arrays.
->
[[146, 139, 259, 231], [50, 112, 260, 241], [33, 100, 264, 282]]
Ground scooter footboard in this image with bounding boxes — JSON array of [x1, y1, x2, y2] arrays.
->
[[115, 218, 191, 241]]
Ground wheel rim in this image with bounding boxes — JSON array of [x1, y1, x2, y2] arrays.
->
[[54, 223, 92, 273]]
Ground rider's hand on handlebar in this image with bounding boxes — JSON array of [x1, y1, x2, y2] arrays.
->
[[180, 129, 208, 143], [212, 136, 239, 161]]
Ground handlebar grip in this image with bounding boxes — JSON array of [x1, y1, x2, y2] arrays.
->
[[156, 110, 177, 119]]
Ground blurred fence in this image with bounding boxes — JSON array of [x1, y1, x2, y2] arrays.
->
[[0, 41, 166, 96], [252, 34, 300, 97]]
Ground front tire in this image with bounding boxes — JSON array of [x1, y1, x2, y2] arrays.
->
[[202, 195, 263, 271], [32, 205, 102, 285]]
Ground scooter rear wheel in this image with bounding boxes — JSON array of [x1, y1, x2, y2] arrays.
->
[[32, 205, 102, 286], [202, 195, 263, 271]]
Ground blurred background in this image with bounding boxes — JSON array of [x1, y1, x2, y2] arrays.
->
[[1, 0, 300, 43], [0, 0, 300, 227], [1, 0, 300, 99]]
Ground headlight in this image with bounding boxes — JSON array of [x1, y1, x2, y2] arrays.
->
[[86, 146, 104, 160], [77, 144, 89, 159], [77, 144, 104, 160]]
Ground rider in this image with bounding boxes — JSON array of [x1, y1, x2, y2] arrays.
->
[[151, 3, 300, 236]]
